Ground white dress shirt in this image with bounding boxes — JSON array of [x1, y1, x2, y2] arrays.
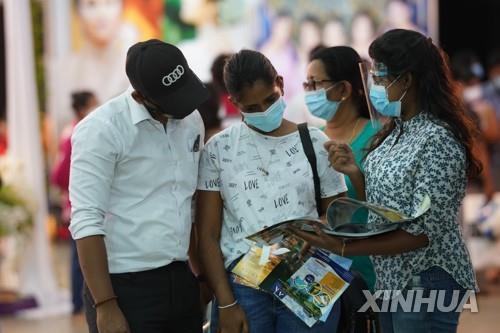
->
[[69, 88, 204, 273], [197, 122, 347, 267]]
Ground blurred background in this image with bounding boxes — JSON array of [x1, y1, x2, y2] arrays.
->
[[0, 0, 499, 332]]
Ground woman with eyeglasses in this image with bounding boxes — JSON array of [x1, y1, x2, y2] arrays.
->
[[303, 46, 379, 292], [292, 29, 479, 333], [196, 49, 347, 333]]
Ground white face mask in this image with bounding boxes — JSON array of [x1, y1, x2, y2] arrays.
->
[[463, 85, 483, 103]]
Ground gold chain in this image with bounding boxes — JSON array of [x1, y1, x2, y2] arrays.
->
[[248, 127, 282, 176], [348, 118, 362, 144]]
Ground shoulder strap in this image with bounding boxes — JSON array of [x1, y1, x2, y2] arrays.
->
[[298, 123, 322, 217]]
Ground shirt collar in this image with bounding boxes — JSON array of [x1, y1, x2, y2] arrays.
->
[[126, 87, 153, 125], [395, 111, 430, 130]]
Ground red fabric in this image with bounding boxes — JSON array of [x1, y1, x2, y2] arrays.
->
[[51, 123, 75, 223], [0, 133, 7, 155], [51, 135, 72, 191], [220, 93, 239, 118]]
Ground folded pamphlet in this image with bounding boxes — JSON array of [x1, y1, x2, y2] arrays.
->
[[232, 230, 353, 326]]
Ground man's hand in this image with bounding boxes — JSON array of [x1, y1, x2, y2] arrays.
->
[[217, 304, 249, 333], [96, 300, 131, 333]]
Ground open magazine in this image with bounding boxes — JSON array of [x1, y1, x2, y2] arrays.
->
[[243, 195, 431, 242], [303, 195, 432, 238]]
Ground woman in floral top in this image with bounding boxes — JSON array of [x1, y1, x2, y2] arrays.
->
[[292, 29, 480, 333]]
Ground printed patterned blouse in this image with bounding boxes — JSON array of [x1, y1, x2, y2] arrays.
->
[[197, 122, 347, 268], [364, 112, 477, 292]]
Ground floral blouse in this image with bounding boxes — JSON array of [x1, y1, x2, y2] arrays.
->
[[364, 112, 477, 292]]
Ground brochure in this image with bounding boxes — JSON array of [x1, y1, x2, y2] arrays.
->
[[231, 231, 353, 327], [265, 249, 353, 327]]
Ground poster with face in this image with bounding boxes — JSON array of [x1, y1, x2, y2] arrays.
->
[[46, 0, 164, 159], [74, 0, 125, 48]]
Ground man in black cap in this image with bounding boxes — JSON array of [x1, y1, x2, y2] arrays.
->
[[69, 39, 209, 333]]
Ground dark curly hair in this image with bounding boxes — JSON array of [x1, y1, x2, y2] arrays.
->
[[367, 29, 481, 178]]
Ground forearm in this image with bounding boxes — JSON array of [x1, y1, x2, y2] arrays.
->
[[343, 229, 429, 256], [76, 235, 115, 303], [348, 168, 366, 201], [198, 235, 235, 306], [188, 226, 202, 276]]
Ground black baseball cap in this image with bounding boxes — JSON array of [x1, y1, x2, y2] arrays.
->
[[126, 39, 209, 119]]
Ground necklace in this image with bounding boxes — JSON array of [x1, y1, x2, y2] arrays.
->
[[348, 118, 362, 144], [248, 128, 283, 176]]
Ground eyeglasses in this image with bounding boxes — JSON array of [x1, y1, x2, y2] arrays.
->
[[370, 71, 403, 88], [370, 75, 391, 87], [303, 79, 335, 91]]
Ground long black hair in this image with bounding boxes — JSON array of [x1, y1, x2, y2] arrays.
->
[[310, 46, 370, 119], [367, 29, 481, 178], [223, 50, 278, 100]]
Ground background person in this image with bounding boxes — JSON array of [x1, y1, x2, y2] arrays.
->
[[482, 48, 500, 190], [451, 51, 498, 202], [51, 90, 98, 315]]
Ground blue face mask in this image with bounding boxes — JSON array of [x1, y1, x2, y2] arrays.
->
[[369, 76, 407, 118], [304, 86, 342, 121], [241, 97, 286, 133]]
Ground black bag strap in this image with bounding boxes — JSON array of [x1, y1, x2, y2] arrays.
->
[[298, 123, 322, 217]]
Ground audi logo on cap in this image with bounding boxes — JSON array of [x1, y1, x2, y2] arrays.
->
[[162, 65, 185, 86]]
